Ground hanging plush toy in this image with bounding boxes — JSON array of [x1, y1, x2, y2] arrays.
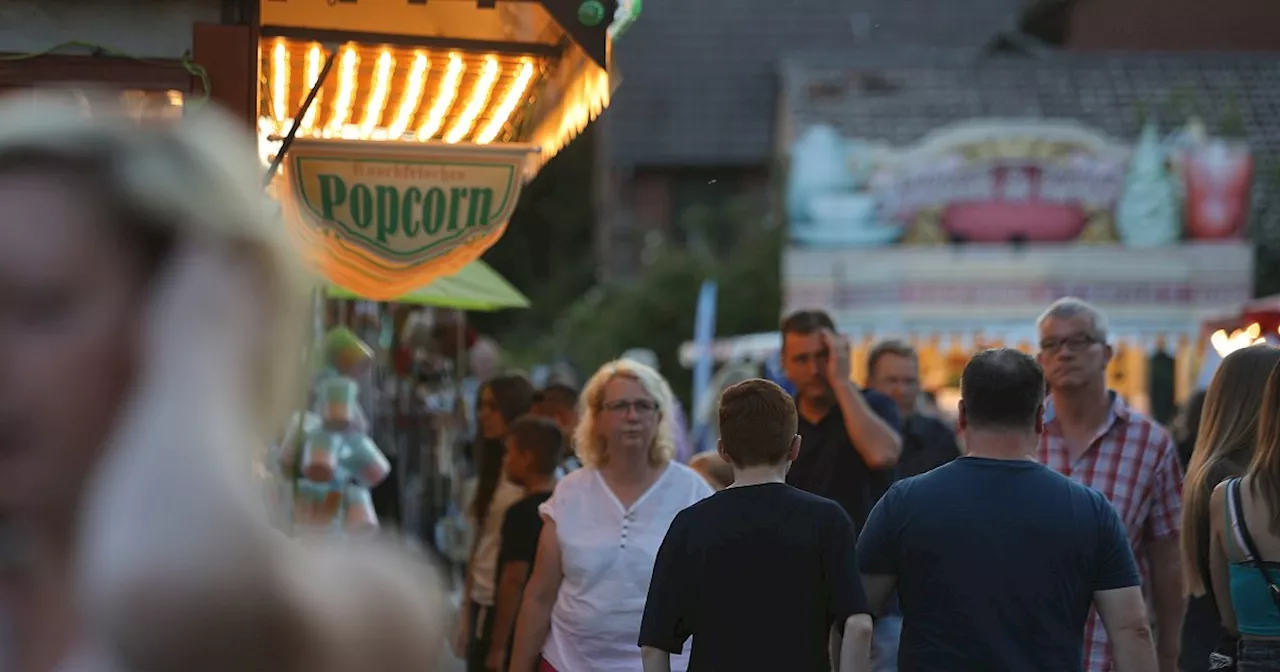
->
[[283, 327, 390, 532]]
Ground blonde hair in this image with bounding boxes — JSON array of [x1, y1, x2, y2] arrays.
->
[[574, 359, 677, 468], [690, 450, 733, 490], [0, 89, 308, 436], [1181, 345, 1280, 596]]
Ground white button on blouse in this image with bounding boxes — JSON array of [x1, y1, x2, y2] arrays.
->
[[538, 462, 712, 672]]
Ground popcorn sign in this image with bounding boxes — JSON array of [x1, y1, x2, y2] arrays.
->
[[279, 139, 538, 299]]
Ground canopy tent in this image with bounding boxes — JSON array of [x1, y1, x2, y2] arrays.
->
[[327, 259, 530, 311], [1202, 294, 1280, 334]]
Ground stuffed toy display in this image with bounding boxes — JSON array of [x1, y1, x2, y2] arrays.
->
[[279, 327, 390, 532]]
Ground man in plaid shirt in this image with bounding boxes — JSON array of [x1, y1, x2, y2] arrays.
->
[[1036, 298, 1185, 672]]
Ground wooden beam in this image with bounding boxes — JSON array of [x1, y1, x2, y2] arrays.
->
[[260, 25, 563, 59], [192, 23, 258, 127], [0, 53, 193, 91]]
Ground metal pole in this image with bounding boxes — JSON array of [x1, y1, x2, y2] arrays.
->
[[262, 46, 339, 188]]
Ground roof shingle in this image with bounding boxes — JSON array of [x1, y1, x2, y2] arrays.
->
[[606, 0, 1024, 167]]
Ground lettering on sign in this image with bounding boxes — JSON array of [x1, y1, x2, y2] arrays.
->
[[316, 174, 495, 242], [826, 282, 1250, 309], [878, 162, 1126, 218]]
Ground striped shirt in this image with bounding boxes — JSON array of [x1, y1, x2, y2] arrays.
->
[[1039, 393, 1183, 672]]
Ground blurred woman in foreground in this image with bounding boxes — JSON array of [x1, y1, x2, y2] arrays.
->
[[0, 92, 445, 671], [509, 360, 712, 672], [1181, 346, 1280, 670]]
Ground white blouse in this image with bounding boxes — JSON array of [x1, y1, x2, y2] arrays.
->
[[469, 477, 525, 606], [538, 463, 712, 672]]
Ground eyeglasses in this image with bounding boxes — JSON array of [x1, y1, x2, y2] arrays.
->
[[601, 399, 659, 416], [1040, 334, 1101, 353]]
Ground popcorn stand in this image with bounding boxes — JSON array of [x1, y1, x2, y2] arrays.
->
[[258, 0, 636, 534]]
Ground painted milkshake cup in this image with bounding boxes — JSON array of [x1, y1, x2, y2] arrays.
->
[[342, 434, 392, 488], [301, 431, 341, 483], [1183, 140, 1253, 240], [319, 376, 360, 431], [344, 485, 379, 531]]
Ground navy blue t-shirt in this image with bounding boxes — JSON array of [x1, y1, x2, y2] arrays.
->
[[640, 483, 869, 671], [856, 457, 1140, 672]]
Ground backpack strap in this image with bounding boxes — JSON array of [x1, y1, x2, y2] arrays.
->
[[1227, 478, 1255, 562], [1228, 478, 1280, 615]]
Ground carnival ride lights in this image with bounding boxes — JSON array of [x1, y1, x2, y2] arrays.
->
[[259, 39, 609, 168], [1210, 322, 1278, 357]]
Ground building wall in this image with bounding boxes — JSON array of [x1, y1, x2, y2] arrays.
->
[[1067, 0, 1280, 51], [0, 0, 257, 127], [0, 0, 222, 58], [604, 166, 770, 273]]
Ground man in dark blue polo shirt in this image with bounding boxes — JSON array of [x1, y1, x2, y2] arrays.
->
[[780, 310, 902, 532], [780, 310, 902, 672]]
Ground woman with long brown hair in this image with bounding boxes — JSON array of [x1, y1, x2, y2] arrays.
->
[[1208, 355, 1280, 669], [454, 374, 535, 671], [1182, 345, 1280, 670]]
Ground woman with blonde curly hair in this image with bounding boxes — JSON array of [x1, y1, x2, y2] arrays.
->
[[509, 359, 712, 672], [0, 91, 445, 671]]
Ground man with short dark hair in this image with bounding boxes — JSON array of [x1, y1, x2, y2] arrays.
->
[[532, 383, 580, 471], [780, 310, 901, 534], [531, 384, 578, 436], [864, 341, 959, 671], [866, 339, 961, 479], [857, 349, 1159, 672], [640, 379, 873, 672]]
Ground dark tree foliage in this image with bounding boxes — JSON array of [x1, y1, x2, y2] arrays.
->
[[529, 199, 784, 410], [467, 126, 599, 347]]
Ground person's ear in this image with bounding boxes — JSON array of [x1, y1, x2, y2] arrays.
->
[[787, 434, 801, 462], [957, 400, 968, 432], [717, 438, 730, 463], [1034, 403, 1045, 434], [1101, 342, 1114, 366]]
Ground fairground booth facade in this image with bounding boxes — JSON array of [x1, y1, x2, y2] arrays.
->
[[778, 50, 1279, 421]]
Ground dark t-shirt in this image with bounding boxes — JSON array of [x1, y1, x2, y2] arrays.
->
[[897, 414, 961, 480], [856, 457, 1140, 672], [496, 491, 553, 580], [639, 483, 870, 671], [787, 389, 901, 532]]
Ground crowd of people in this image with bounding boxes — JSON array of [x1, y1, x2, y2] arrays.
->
[[452, 298, 1280, 672], [3, 90, 1279, 672]]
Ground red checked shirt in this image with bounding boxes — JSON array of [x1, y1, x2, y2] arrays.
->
[[1038, 393, 1183, 672]]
